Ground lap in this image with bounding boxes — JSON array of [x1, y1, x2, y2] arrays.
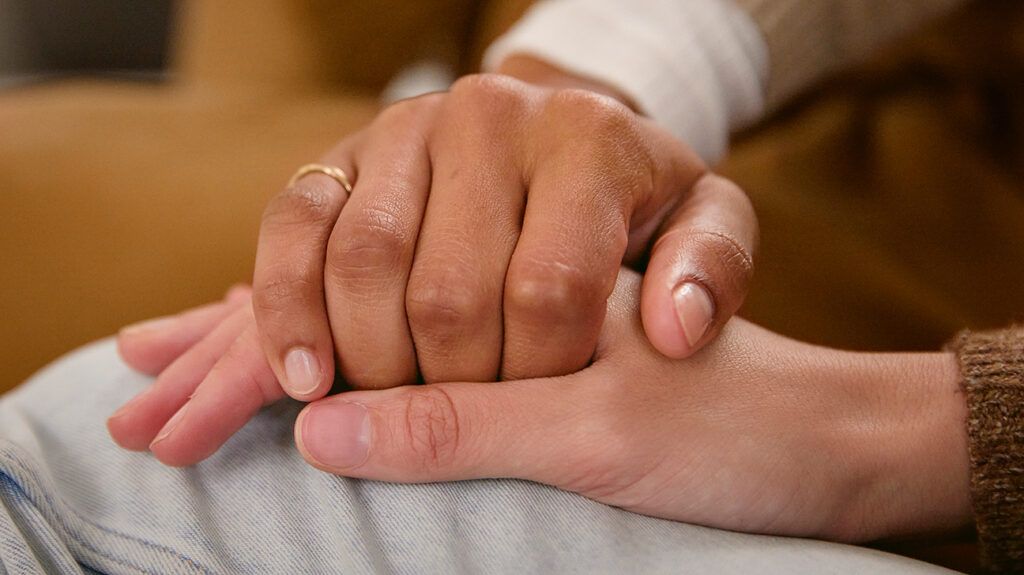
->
[[0, 339, 956, 574]]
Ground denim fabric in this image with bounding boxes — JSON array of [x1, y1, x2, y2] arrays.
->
[[0, 339, 960, 574]]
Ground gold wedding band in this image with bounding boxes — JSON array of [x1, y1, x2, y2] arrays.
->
[[288, 163, 354, 193]]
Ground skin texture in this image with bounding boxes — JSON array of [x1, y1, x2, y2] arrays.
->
[[250, 61, 758, 407], [111, 271, 972, 543]]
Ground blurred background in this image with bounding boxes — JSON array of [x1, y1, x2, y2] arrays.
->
[[0, 0, 1022, 405]]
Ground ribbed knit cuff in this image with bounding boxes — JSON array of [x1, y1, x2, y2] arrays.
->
[[949, 326, 1024, 573]]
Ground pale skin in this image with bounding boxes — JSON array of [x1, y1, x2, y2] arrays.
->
[[111, 271, 972, 542], [107, 57, 973, 541]]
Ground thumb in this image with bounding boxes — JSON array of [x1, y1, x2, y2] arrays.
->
[[641, 173, 757, 359], [294, 375, 594, 484]]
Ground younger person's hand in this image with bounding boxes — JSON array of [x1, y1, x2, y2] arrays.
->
[[109, 287, 283, 462]]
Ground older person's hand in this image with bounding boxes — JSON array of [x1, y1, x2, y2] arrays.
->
[[253, 60, 757, 402]]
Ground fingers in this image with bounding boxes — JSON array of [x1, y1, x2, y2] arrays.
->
[[252, 138, 360, 400], [293, 269, 645, 485], [117, 285, 251, 375], [322, 96, 439, 389], [147, 319, 283, 467], [641, 174, 757, 359], [405, 77, 528, 383], [107, 304, 252, 451], [500, 90, 637, 379]]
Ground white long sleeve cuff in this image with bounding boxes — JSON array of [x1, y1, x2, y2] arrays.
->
[[483, 0, 769, 163]]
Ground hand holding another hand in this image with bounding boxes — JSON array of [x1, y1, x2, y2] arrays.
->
[[108, 66, 759, 475], [252, 70, 757, 401]]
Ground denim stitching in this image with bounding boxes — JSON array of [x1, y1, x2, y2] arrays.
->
[[0, 445, 212, 574], [3, 470, 159, 575]]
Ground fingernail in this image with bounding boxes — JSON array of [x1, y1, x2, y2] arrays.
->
[[151, 402, 189, 446], [299, 402, 370, 469], [120, 317, 175, 336], [284, 348, 321, 396], [672, 281, 715, 348]]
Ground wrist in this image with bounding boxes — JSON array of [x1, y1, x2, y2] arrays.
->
[[494, 55, 639, 112], [829, 350, 972, 541]]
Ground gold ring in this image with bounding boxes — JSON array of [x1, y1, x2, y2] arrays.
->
[[288, 163, 354, 193]]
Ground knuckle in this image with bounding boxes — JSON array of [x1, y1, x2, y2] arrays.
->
[[446, 74, 528, 121], [505, 260, 602, 322], [406, 270, 488, 332], [541, 89, 649, 202], [450, 73, 520, 101], [252, 271, 318, 320], [326, 207, 409, 278], [545, 88, 634, 136], [689, 230, 755, 298], [401, 387, 461, 470], [374, 92, 444, 129], [262, 180, 341, 231]]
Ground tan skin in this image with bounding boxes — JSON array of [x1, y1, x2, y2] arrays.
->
[[249, 57, 756, 397], [108, 57, 973, 542]]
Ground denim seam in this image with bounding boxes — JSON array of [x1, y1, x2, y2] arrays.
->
[[3, 474, 159, 575], [0, 444, 212, 574]]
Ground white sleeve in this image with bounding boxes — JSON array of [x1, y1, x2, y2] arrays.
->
[[482, 0, 769, 164]]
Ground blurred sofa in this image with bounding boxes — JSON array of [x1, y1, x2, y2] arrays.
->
[[1, 0, 1022, 401]]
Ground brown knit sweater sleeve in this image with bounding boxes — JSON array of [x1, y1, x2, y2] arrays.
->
[[731, 0, 966, 108], [949, 325, 1024, 572]]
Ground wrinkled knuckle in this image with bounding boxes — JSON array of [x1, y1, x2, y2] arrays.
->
[[694, 231, 755, 292], [506, 260, 600, 323], [252, 272, 316, 319], [401, 387, 461, 470], [326, 207, 408, 278], [406, 271, 487, 332], [262, 181, 340, 231]]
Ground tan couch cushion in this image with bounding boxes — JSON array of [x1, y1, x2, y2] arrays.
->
[[0, 82, 376, 390], [176, 0, 483, 91]]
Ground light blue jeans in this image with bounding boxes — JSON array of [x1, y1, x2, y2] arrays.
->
[[0, 339, 959, 574]]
